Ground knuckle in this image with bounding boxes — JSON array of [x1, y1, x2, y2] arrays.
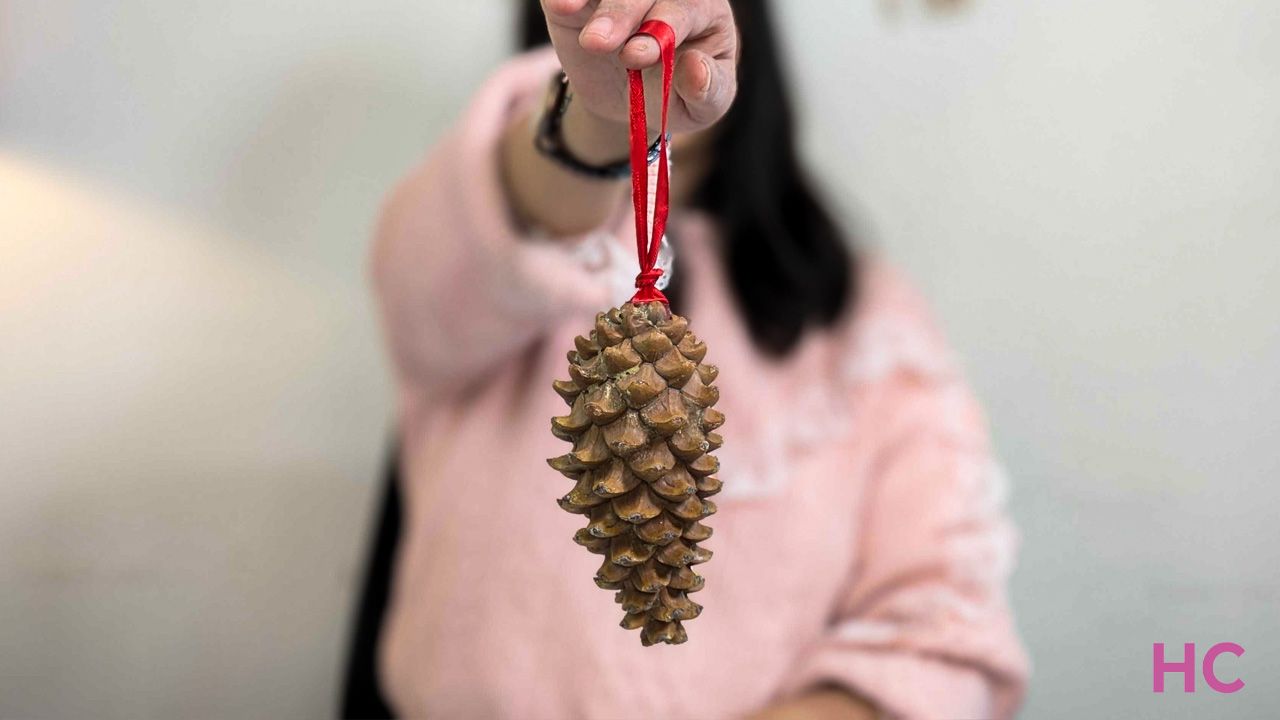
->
[[601, 0, 644, 15], [659, 3, 691, 31]]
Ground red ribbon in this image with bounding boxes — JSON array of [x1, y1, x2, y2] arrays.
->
[[627, 20, 675, 306]]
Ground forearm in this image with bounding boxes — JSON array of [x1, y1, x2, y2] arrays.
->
[[749, 688, 878, 720], [499, 96, 631, 237]]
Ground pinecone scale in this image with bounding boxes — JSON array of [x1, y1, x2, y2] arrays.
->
[[549, 301, 723, 646]]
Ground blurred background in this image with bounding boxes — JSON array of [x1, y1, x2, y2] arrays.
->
[[2, 0, 1277, 717]]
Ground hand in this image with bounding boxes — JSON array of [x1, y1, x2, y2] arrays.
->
[[539, 0, 739, 135], [747, 688, 879, 720]]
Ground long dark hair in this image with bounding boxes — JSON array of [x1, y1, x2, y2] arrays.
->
[[520, 0, 856, 356]]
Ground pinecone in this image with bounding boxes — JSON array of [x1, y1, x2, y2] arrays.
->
[[548, 300, 724, 646]]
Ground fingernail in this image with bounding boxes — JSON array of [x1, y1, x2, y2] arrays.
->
[[700, 57, 713, 94], [583, 16, 613, 41]]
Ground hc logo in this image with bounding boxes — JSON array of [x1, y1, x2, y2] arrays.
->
[[1153, 643, 1244, 693]]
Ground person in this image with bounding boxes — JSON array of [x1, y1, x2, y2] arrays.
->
[[368, 1, 1029, 717]]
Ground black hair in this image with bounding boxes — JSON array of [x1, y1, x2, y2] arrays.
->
[[520, 0, 856, 356]]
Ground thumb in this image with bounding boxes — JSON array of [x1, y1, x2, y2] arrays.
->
[[673, 49, 736, 126]]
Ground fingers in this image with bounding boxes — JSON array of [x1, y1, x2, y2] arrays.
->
[[619, 0, 694, 67], [577, 0, 657, 53], [673, 48, 736, 125], [620, 0, 730, 68], [564, 0, 736, 71], [675, 49, 712, 102], [545, 0, 738, 131]]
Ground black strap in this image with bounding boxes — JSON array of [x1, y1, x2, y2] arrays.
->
[[535, 71, 664, 179]]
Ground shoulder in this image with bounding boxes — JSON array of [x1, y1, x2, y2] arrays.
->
[[451, 46, 561, 152], [836, 256, 960, 387], [823, 256, 992, 450], [478, 45, 560, 103]]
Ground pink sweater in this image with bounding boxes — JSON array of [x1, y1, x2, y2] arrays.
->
[[371, 49, 1029, 720]]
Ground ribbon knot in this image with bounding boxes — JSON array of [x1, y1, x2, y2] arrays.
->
[[635, 268, 664, 288], [626, 20, 675, 306], [632, 267, 666, 303]]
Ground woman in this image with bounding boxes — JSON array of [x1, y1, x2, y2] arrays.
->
[[369, 1, 1028, 717]]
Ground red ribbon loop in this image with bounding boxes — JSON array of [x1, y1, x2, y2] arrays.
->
[[627, 19, 675, 306]]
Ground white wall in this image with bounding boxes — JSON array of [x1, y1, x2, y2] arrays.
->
[[2, 1, 1276, 717]]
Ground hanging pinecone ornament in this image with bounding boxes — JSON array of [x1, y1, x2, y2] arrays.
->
[[549, 300, 723, 645], [547, 21, 723, 646]]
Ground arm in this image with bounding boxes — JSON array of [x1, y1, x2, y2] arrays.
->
[[749, 688, 877, 720], [775, 375, 1030, 719], [499, 84, 630, 237], [370, 52, 618, 395], [371, 1, 738, 396], [505, 0, 739, 235]]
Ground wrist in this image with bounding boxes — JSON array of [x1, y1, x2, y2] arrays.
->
[[560, 89, 631, 165], [535, 72, 663, 180]]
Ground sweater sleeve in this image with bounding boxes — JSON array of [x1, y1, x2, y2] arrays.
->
[[370, 48, 621, 396], [780, 374, 1030, 719], [778, 266, 1030, 719]]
